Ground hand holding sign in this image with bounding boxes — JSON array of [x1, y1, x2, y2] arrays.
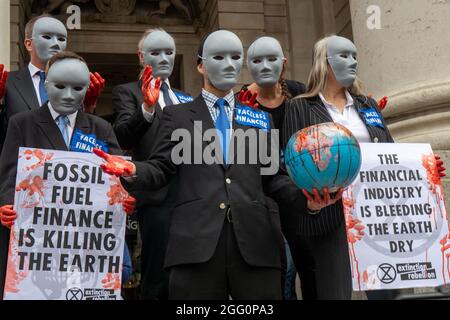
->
[[238, 89, 259, 109], [0, 205, 16, 229], [141, 66, 161, 111], [0, 64, 8, 100], [122, 195, 136, 215], [302, 187, 344, 212], [84, 72, 106, 114], [93, 148, 136, 177]]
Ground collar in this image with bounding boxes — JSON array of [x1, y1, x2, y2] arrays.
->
[[48, 102, 78, 128], [28, 63, 44, 77], [319, 90, 354, 109], [201, 88, 235, 109]]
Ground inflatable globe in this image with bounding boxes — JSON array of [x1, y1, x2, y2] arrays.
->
[[284, 122, 362, 193]]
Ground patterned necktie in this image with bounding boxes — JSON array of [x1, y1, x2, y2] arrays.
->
[[215, 98, 231, 164], [160, 82, 173, 107], [38, 71, 49, 106], [56, 115, 70, 148]]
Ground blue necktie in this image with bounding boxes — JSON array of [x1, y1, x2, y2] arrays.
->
[[38, 71, 48, 106], [56, 115, 70, 148], [215, 99, 230, 164], [160, 82, 173, 107]]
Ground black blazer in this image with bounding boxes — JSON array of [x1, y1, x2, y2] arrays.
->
[[112, 81, 188, 207], [281, 94, 394, 238], [0, 68, 41, 151], [0, 104, 122, 298], [122, 95, 299, 269]]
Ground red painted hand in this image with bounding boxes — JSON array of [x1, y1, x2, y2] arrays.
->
[[0, 205, 16, 229], [93, 148, 136, 177], [84, 72, 106, 113], [238, 89, 259, 109], [435, 154, 446, 178], [378, 96, 388, 110], [141, 66, 161, 108], [302, 187, 344, 212], [123, 195, 136, 215], [0, 64, 8, 100]]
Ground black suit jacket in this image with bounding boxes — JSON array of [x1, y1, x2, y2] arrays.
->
[[122, 95, 299, 269], [281, 94, 394, 238], [112, 81, 187, 207], [0, 68, 41, 151], [0, 104, 122, 298]]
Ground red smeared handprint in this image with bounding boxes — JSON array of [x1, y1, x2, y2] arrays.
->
[[343, 189, 365, 290], [440, 231, 450, 284], [20, 149, 54, 172], [15, 176, 45, 208], [101, 273, 121, 291], [4, 229, 29, 294]]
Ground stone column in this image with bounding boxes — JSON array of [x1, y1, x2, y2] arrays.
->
[[350, 0, 450, 205], [0, 0, 10, 68]]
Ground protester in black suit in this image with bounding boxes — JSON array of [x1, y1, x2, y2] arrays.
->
[[95, 30, 303, 300], [112, 29, 192, 300], [0, 15, 105, 152], [281, 35, 443, 300], [238, 36, 306, 300], [0, 52, 134, 299]]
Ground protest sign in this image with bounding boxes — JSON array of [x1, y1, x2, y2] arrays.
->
[[343, 143, 450, 291], [4, 148, 128, 300]]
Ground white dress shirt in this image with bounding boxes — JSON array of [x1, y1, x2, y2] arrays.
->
[[141, 79, 180, 122], [48, 103, 78, 143], [28, 63, 46, 106], [319, 91, 371, 143]]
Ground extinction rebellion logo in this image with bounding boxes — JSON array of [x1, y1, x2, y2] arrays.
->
[[377, 262, 437, 284]]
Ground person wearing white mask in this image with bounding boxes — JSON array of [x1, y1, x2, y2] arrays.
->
[[112, 28, 192, 300], [0, 51, 135, 299]]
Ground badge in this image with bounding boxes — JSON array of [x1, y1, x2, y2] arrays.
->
[[235, 105, 271, 131], [174, 92, 194, 104], [70, 129, 109, 153], [359, 107, 385, 128]]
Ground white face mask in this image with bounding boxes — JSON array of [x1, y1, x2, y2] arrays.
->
[[141, 31, 176, 80], [247, 37, 285, 88], [200, 30, 243, 91], [327, 36, 358, 88], [32, 17, 68, 65], [45, 59, 90, 115]]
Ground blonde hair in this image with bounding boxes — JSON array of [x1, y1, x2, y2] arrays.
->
[[298, 35, 364, 99]]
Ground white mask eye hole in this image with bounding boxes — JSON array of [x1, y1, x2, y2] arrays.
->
[[213, 56, 224, 61], [55, 84, 66, 90], [165, 50, 174, 56], [231, 55, 241, 61], [340, 53, 349, 59], [42, 35, 52, 40], [150, 52, 160, 56], [74, 87, 84, 92], [58, 37, 66, 42], [252, 59, 262, 64], [268, 57, 278, 62]]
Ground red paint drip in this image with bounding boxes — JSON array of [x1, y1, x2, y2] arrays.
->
[[4, 229, 28, 294], [107, 176, 129, 206]]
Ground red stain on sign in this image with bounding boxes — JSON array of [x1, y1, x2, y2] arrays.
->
[[440, 231, 450, 284], [15, 176, 45, 208], [22, 149, 54, 172], [101, 273, 121, 290], [343, 189, 365, 290], [4, 229, 28, 293]]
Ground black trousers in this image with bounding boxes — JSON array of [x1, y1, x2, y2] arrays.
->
[[285, 221, 352, 300], [138, 205, 172, 300], [168, 218, 282, 300]]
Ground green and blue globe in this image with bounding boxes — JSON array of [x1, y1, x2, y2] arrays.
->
[[284, 122, 362, 193]]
